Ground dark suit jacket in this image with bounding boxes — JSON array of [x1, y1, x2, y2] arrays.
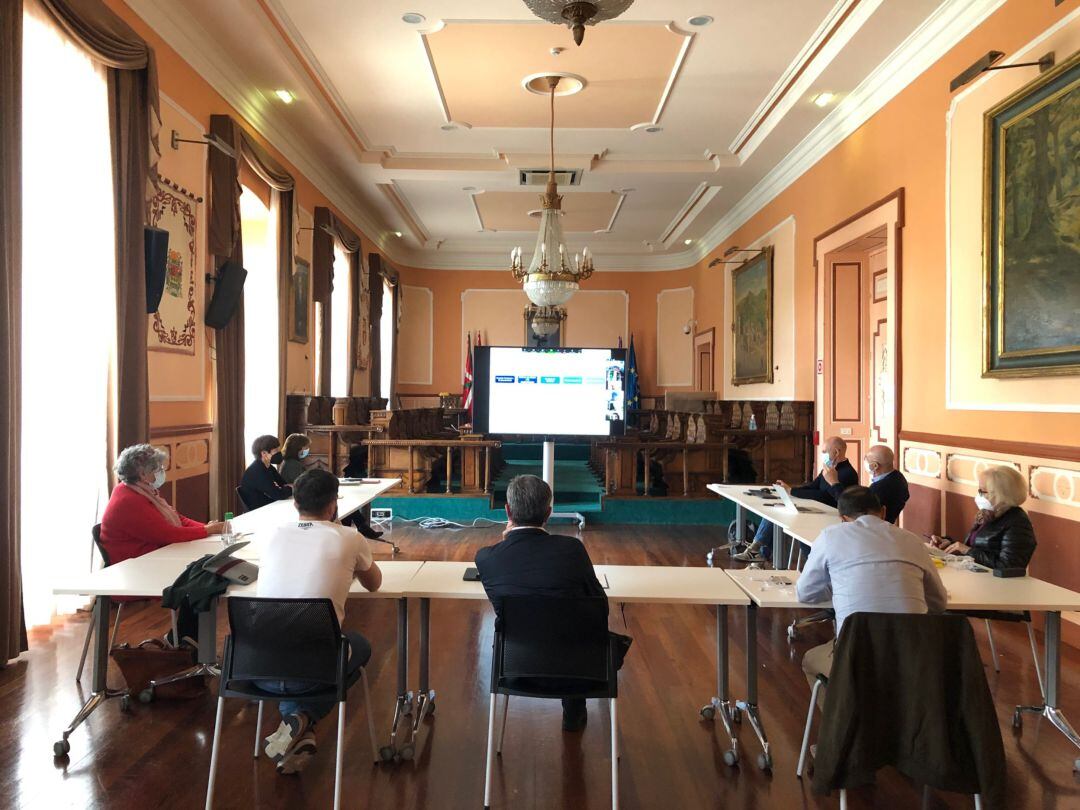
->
[[239, 459, 293, 510], [828, 468, 910, 524], [475, 527, 606, 626], [793, 458, 858, 507], [969, 506, 1036, 571]]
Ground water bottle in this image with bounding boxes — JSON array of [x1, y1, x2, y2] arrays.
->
[[221, 512, 235, 546], [748, 413, 758, 431]]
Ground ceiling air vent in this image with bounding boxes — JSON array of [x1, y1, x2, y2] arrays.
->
[[518, 168, 582, 187]]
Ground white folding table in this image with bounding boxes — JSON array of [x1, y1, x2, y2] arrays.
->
[[399, 561, 752, 765], [724, 564, 1080, 771]]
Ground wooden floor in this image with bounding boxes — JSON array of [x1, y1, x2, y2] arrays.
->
[[4, 524, 1080, 809]]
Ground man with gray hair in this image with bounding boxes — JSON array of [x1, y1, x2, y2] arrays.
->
[[476, 474, 628, 732]]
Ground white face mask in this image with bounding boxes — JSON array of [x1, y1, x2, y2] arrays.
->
[[153, 469, 166, 489], [820, 451, 833, 469], [299, 448, 310, 459], [864, 460, 874, 476], [974, 494, 993, 511]]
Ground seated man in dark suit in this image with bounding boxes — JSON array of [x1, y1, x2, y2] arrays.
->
[[826, 444, 909, 524], [476, 474, 629, 732], [239, 434, 293, 510], [734, 436, 858, 563]]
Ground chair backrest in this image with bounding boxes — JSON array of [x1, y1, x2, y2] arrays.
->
[[225, 597, 343, 686], [234, 486, 253, 513], [496, 596, 611, 686], [92, 523, 111, 568]]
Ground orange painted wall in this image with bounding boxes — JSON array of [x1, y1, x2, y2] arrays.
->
[[103, 0, 381, 431]]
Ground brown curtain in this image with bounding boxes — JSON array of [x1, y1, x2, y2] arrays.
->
[[1, 0, 28, 662], [312, 207, 360, 396], [39, 0, 162, 453], [368, 253, 384, 400]]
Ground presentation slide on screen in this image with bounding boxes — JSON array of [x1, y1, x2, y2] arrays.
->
[[485, 347, 624, 436]]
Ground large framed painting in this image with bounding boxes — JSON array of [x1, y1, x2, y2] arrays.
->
[[983, 50, 1080, 378], [147, 183, 197, 354], [730, 245, 774, 385], [289, 257, 309, 343]]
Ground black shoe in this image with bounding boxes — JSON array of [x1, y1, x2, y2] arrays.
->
[[561, 699, 587, 732], [358, 524, 384, 540]]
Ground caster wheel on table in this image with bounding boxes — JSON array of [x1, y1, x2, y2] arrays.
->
[[378, 746, 396, 763], [722, 748, 738, 767], [699, 704, 716, 721], [402, 693, 414, 717], [120, 695, 132, 713], [731, 706, 742, 725], [53, 739, 70, 757], [138, 688, 154, 704], [398, 743, 415, 761], [757, 753, 772, 771]]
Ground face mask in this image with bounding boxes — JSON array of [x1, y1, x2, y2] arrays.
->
[[152, 469, 166, 489], [820, 452, 833, 469], [299, 448, 310, 459], [974, 494, 994, 511], [864, 460, 875, 476], [270, 451, 283, 465]]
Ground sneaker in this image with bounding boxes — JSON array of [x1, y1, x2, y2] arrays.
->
[[266, 713, 312, 767], [277, 730, 317, 775], [732, 542, 767, 563]]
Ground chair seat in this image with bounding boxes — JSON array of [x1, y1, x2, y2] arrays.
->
[[221, 667, 362, 702], [497, 675, 612, 700]]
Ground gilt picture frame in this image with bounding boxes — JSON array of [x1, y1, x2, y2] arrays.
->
[[730, 245, 774, 385], [982, 49, 1080, 378]]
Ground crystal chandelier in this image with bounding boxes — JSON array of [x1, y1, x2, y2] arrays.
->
[[526, 304, 567, 338], [510, 75, 594, 308], [522, 1, 635, 46]]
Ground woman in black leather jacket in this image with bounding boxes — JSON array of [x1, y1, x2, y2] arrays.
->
[[942, 465, 1036, 570]]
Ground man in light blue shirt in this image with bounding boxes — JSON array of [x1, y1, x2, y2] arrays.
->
[[796, 486, 947, 687]]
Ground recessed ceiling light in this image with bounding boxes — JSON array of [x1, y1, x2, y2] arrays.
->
[[813, 92, 835, 108], [688, 15, 714, 27], [645, 125, 663, 134], [394, 231, 403, 238], [684, 238, 693, 245], [402, 12, 425, 25], [274, 89, 295, 104]]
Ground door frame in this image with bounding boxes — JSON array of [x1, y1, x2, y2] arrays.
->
[[813, 189, 904, 464], [694, 327, 715, 392]]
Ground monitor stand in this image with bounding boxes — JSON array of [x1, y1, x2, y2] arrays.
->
[[542, 440, 585, 530]]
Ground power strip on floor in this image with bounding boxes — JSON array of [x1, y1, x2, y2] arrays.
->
[[370, 507, 393, 522]]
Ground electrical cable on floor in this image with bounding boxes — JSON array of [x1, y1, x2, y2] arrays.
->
[[379, 516, 508, 531]]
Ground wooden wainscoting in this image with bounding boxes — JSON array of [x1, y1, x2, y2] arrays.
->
[[150, 424, 212, 522]]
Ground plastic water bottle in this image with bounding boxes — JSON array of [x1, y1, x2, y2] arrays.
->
[[748, 413, 758, 431], [221, 512, 235, 546]]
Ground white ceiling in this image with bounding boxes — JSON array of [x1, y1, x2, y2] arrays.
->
[[126, 0, 1001, 270]]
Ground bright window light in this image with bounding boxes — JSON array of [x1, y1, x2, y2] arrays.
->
[[330, 244, 351, 397], [240, 186, 280, 462], [21, 10, 116, 626], [380, 280, 394, 402]]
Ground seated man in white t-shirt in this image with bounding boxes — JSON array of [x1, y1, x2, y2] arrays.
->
[[257, 468, 383, 774]]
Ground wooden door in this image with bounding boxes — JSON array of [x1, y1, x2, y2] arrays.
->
[[822, 251, 869, 479], [694, 328, 715, 392]]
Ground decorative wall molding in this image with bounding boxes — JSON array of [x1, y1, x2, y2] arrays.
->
[[398, 285, 434, 386], [658, 183, 721, 248], [902, 446, 942, 479], [945, 453, 1020, 487], [897, 431, 1080, 464], [1030, 466, 1080, 509], [376, 182, 430, 246]]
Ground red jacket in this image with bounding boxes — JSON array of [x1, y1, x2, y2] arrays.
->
[[99, 483, 208, 564]]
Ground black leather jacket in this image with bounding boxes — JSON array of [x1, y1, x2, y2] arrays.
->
[[968, 506, 1036, 570]]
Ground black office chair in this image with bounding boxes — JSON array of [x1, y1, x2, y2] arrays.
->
[[234, 486, 255, 513], [797, 612, 1003, 808], [204, 598, 379, 810], [75, 524, 124, 682], [483, 596, 620, 810]]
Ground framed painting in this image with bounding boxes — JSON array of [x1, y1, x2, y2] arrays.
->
[[289, 257, 310, 344], [983, 50, 1080, 378], [147, 184, 197, 355], [730, 245, 774, 385]]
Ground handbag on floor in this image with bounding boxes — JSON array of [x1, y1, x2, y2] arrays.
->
[[110, 637, 205, 699]]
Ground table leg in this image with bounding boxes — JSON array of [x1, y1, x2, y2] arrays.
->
[[385, 598, 414, 762], [54, 595, 129, 756], [736, 604, 773, 770], [1015, 611, 1080, 770], [700, 605, 738, 766], [408, 448, 415, 494], [446, 447, 453, 494], [643, 449, 652, 497], [145, 599, 221, 698], [772, 524, 787, 571], [411, 597, 435, 741], [484, 447, 491, 493], [736, 505, 746, 544], [682, 449, 689, 497]]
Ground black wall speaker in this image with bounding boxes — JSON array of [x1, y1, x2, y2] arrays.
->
[[144, 226, 170, 314], [205, 260, 248, 328]]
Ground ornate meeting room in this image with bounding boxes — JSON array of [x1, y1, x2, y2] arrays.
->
[[3, 0, 1080, 807]]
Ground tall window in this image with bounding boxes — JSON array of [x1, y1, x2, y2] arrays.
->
[[313, 301, 324, 394], [21, 10, 116, 626], [380, 280, 394, 403], [330, 243, 351, 397], [240, 186, 279, 459]]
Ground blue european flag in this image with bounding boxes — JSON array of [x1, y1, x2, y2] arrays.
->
[[626, 335, 639, 410]]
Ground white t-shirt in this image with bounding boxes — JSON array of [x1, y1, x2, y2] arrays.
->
[[258, 520, 374, 624]]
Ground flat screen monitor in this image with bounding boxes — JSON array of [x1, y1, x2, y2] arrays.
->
[[473, 346, 626, 438]]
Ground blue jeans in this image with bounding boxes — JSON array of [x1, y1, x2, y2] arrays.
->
[[754, 519, 774, 559], [260, 632, 372, 723]]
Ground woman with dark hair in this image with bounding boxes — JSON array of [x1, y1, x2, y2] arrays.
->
[[279, 434, 311, 484], [100, 444, 224, 564]]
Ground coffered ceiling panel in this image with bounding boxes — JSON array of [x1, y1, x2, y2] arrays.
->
[[125, 0, 979, 269]]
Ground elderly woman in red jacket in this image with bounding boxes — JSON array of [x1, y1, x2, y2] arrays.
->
[[100, 444, 225, 564]]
